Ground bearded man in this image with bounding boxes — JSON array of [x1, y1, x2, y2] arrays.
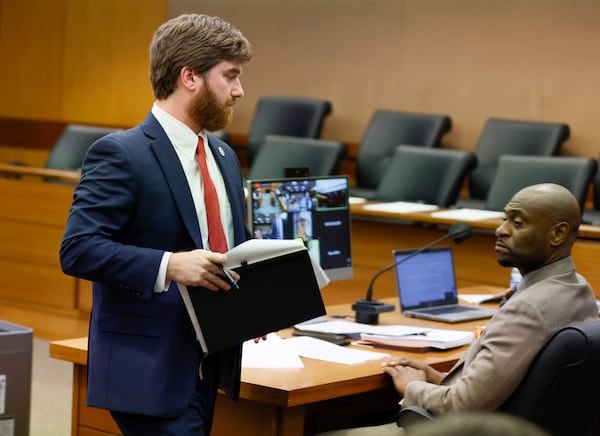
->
[[60, 14, 253, 435]]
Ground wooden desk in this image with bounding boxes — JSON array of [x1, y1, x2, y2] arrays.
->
[[50, 287, 500, 436]]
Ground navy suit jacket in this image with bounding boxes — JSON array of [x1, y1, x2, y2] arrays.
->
[[60, 113, 251, 416]]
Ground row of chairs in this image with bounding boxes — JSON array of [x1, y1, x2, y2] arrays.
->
[[233, 96, 600, 221], [21, 97, 600, 222]]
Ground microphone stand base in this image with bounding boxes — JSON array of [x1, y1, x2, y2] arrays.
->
[[352, 299, 395, 325]]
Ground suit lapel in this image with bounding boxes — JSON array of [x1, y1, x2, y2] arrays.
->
[[142, 114, 203, 248]]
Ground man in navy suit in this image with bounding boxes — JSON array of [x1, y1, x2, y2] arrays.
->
[[60, 14, 252, 435]]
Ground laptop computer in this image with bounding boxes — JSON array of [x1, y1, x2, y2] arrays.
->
[[393, 246, 496, 323]]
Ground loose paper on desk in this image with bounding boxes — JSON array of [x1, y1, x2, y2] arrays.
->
[[430, 208, 505, 222], [362, 201, 439, 214], [285, 336, 389, 364], [223, 238, 330, 288], [242, 333, 304, 368], [241, 333, 389, 367], [459, 294, 503, 305], [349, 196, 367, 204]]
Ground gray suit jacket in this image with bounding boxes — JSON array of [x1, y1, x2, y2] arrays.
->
[[402, 257, 598, 413]]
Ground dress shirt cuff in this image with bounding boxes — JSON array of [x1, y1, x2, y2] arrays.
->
[[154, 252, 172, 293]]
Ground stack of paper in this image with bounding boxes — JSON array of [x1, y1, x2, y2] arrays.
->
[[359, 329, 474, 350], [294, 320, 474, 350]]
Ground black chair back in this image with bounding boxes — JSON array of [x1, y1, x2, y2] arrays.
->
[[374, 145, 476, 207], [499, 321, 600, 436], [246, 135, 346, 180], [45, 124, 121, 171], [469, 118, 570, 201], [484, 155, 597, 212], [353, 110, 451, 199], [245, 97, 332, 165]]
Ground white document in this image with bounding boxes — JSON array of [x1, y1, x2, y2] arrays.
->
[[459, 293, 503, 305], [223, 238, 330, 289], [241, 333, 389, 367], [360, 329, 474, 350], [362, 201, 439, 214], [349, 196, 368, 204], [430, 208, 505, 221], [285, 336, 390, 364], [242, 333, 304, 368]]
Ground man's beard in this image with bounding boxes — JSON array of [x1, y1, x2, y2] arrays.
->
[[188, 84, 233, 132]]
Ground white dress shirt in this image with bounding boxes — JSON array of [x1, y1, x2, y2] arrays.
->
[[151, 102, 234, 292]]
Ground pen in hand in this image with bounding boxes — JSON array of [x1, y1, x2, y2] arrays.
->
[[219, 264, 239, 290]]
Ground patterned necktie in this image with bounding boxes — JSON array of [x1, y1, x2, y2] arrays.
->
[[196, 136, 228, 253]]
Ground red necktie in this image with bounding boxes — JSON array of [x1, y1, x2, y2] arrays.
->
[[196, 137, 228, 253]]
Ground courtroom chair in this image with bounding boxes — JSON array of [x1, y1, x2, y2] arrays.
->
[[42, 123, 121, 172], [484, 155, 596, 213], [582, 157, 600, 225], [373, 145, 476, 208], [244, 96, 332, 166], [351, 110, 452, 200], [457, 118, 570, 208], [398, 321, 600, 436], [246, 135, 346, 180]]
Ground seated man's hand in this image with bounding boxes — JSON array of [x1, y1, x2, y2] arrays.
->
[[383, 357, 445, 385], [383, 364, 426, 396]]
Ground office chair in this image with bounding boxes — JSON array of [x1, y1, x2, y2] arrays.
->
[[352, 110, 452, 199], [484, 155, 597, 213], [44, 123, 122, 171], [373, 145, 477, 207], [244, 96, 332, 166], [246, 135, 346, 180], [397, 321, 600, 436], [582, 158, 600, 225], [458, 117, 570, 208]]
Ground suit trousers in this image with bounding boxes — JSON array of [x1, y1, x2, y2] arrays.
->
[[110, 352, 219, 436]]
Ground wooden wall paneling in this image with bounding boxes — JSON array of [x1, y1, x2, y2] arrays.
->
[[0, 176, 77, 310], [61, 0, 167, 126], [170, 0, 600, 161], [0, 0, 65, 119]]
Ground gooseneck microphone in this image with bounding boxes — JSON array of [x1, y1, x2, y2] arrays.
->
[[352, 223, 473, 324]]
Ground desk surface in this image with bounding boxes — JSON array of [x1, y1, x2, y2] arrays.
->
[[50, 286, 501, 408], [350, 200, 600, 239]]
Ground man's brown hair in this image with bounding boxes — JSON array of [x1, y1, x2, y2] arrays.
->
[[150, 14, 252, 99]]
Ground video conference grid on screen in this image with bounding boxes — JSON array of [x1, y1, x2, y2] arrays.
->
[[248, 176, 352, 278]]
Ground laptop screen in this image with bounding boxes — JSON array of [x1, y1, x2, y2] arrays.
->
[[393, 246, 458, 310]]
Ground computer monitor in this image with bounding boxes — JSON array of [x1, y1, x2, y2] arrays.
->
[[246, 175, 353, 281]]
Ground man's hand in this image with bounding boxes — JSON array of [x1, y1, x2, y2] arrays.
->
[[382, 357, 445, 395], [166, 249, 240, 290], [383, 364, 426, 396]]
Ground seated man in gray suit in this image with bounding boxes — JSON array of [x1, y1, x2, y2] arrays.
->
[[321, 183, 598, 435]]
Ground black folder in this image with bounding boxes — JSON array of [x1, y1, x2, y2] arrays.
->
[[181, 248, 326, 353]]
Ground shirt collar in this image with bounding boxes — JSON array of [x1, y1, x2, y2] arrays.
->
[[151, 102, 207, 160]]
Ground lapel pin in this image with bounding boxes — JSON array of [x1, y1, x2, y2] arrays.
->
[[218, 146, 225, 157]]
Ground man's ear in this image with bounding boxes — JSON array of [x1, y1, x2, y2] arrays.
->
[[180, 66, 203, 91], [549, 221, 569, 246]]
